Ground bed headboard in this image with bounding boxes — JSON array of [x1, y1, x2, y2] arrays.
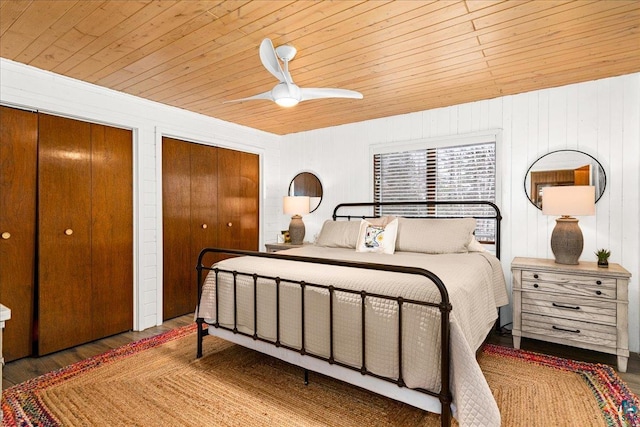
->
[[332, 200, 502, 260]]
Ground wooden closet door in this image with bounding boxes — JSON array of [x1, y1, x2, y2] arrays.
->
[[90, 124, 133, 339], [0, 106, 37, 361], [190, 143, 218, 291], [217, 148, 242, 250], [162, 137, 193, 320], [218, 148, 259, 252], [37, 113, 92, 355], [239, 151, 259, 250]]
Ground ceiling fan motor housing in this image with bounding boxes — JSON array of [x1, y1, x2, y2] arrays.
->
[[275, 45, 297, 62]]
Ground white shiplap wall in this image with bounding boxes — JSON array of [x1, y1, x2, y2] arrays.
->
[[0, 58, 282, 331], [279, 73, 640, 352]]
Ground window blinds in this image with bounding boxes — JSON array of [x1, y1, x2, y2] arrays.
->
[[373, 142, 496, 242]]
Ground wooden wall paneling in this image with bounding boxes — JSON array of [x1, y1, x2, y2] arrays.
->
[[162, 137, 192, 320], [2, 2, 640, 135], [90, 124, 133, 339], [574, 165, 590, 185], [37, 113, 92, 355], [189, 143, 218, 299], [0, 106, 37, 361]]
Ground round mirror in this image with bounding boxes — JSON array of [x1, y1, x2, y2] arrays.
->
[[524, 149, 606, 210], [288, 172, 323, 213]]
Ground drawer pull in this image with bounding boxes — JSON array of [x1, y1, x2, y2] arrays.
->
[[552, 325, 580, 334], [596, 280, 602, 285], [533, 274, 539, 279], [596, 290, 602, 295], [533, 283, 539, 288], [552, 302, 580, 310]]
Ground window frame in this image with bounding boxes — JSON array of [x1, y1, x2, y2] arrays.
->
[[368, 130, 502, 244]]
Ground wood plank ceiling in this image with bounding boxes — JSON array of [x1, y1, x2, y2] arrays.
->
[[1, 1, 639, 135]]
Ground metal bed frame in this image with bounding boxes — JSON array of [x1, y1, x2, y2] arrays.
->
[[195, 201, 502, 427]]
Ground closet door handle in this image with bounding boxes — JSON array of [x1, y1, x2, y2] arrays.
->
[[64, 228, 73, 236], [202, 224, 208, 229], [227, 222, 233, 227], [1, 232, 10, 240]]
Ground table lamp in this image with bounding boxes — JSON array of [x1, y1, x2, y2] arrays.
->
[[542, 185, 595, 265], [283, 196, 310, 245]]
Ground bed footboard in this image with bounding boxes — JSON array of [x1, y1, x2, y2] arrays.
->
[[195, 248, 453, 427]]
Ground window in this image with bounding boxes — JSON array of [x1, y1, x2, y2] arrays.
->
[[373, 141, 496, 242]]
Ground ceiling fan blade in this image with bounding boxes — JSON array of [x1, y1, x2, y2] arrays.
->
[[259, 38, 297, 101], [237, 40, 364, 108], [223, 91, 273, 103], [300, 88, 363, 101], [259, 38, 286, 82]]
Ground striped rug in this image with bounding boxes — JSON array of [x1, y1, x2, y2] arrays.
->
[[2, 324, 638, 426]]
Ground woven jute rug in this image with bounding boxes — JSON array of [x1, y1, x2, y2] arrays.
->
[[2, 324, 638, 427]]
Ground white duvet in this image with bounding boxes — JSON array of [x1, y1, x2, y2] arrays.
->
[[197, 246, 508, 426]]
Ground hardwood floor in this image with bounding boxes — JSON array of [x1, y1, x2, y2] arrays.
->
[[3, 315, 639, 396]]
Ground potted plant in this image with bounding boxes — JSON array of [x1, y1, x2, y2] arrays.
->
[[595, 249, 611, 268]]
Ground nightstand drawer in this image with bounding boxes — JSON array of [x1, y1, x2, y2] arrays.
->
[[522, 312, 617, 348], [522, 270, 616, 288], [521, 279, 616, 299], [521, 291, 616, 325]]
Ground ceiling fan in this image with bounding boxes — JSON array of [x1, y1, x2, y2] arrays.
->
[[225, 38, 363, 107]]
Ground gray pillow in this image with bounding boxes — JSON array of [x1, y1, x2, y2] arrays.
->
[[395, 217, 476, 254], [315, 220, 362, 248]]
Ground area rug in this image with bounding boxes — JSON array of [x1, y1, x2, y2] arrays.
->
[[2, 324, 638, 427]]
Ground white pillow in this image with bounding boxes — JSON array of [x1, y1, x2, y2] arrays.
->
[[315, 220, 361, 248], [355, 218, 398, 254], [395, 217, 476, 254], [468, 235, 488, 252]]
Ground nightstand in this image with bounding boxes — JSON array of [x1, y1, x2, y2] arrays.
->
[[265, 242, 309, 253], [511, 257, 631, 372]]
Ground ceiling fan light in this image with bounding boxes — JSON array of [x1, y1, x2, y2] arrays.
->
[[275, 97, 299, 107], [272, 82, 300, 107]]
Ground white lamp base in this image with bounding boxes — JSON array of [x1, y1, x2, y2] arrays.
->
[[550, 217, 583, 265], [288, 215, 305, 245]]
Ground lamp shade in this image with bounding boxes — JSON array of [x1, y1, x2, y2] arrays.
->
[[542, 186, 595, 216], [283, 196, 310, 215]]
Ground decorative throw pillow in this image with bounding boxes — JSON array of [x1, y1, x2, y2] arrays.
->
[[355, 217, 398, 254]]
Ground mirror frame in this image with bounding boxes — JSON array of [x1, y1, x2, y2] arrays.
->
[[288, 172, 323, 213], [524, 149, 606, 210]]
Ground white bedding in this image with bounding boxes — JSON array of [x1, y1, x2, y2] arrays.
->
[[197, 246, 508, 426]]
